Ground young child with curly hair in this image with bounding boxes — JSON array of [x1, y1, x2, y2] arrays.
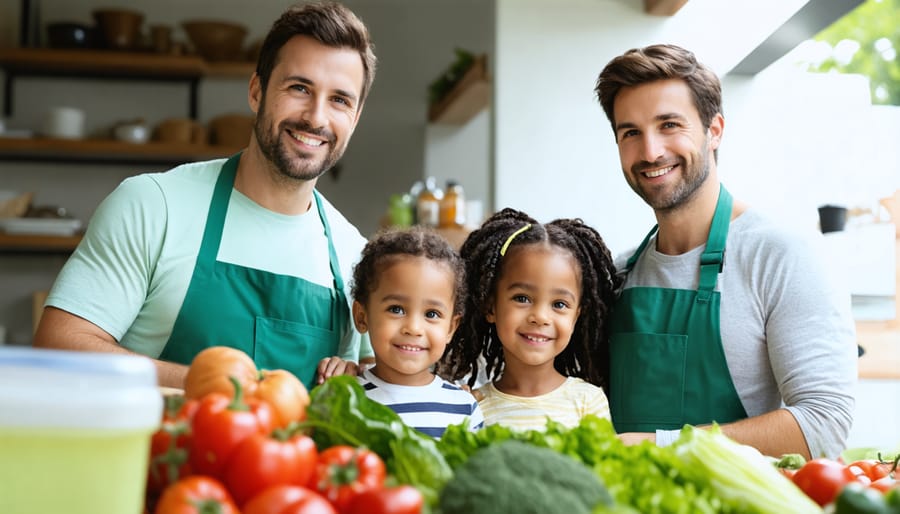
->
[[439, 208, 621, 431], [318, 226, 483, 438]]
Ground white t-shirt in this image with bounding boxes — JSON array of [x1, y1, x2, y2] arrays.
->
[[617, 208, 857, 459], [46, 158, 372, 361]]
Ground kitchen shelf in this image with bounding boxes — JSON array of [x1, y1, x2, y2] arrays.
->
[[0, 136, 242, 165], [428, 54, 490, 125], [0, 232, 82, 254], [0, 48, 256, 118]]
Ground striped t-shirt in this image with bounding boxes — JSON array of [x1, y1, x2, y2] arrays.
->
[[475, 377, 610, 432], [357, 369, 485, 438]]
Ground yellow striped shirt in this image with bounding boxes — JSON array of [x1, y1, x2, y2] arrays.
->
[[475, 377, 610, 432]]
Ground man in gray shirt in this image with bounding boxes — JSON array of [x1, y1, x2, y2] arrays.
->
[[594, 44, 856, 459]]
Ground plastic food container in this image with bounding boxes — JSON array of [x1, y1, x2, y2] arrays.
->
[[0, 347, 162, 514]]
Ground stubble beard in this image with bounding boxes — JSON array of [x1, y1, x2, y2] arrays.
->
[[254, 94, 344, 183], [628, 137, 711, 213]]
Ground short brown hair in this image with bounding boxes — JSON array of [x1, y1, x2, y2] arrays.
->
[[595, 44, 721, 137], [256, 2, 377, 103]]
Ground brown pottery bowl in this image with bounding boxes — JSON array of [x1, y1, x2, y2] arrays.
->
[[182, 20, 247, 62], [209, 113, 254, 147], [154, 118, 205, 145], [93, 8, 144, 50]]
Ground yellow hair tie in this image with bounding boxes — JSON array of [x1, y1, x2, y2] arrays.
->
[[500, 223, 532, 256]]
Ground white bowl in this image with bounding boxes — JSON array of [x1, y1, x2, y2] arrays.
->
[[113, 123, 150, 144]]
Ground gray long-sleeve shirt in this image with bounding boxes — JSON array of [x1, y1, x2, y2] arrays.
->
[[618, 209, 857, 459]]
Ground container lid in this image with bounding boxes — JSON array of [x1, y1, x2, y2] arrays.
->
[[0, 347, 162, 430]]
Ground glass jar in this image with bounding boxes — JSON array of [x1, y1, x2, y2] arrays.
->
[[439, 180, 466, 228], [416, 177, 443, 228]]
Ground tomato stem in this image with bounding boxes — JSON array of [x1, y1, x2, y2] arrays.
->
[[191, 498, 230, 514], [226, 376, 250, 412]]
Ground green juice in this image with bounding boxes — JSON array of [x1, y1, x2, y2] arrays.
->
[[0, 426, 153, 514]]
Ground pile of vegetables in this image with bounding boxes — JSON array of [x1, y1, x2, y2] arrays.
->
[[146, 347, 425, 514], [147, 347, 900, 514], [775, 451, 900, 513]]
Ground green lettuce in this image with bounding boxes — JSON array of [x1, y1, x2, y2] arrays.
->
[[672, 425, 821, 514]]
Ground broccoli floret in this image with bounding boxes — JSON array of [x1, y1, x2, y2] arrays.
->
[[774, 453, 807, 470], [438, 440, 612, 514]]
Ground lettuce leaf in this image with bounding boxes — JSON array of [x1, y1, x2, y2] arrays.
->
[[672, 425, 821, 514]]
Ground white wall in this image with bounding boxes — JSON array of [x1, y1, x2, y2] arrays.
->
[[491, 0, 885, 256], [424, 108, 492, 224]]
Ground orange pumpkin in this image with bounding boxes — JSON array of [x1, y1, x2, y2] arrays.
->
[[255, 369, 309, 427], [182, 346, 309, 428], [183, 346, 260, 400]]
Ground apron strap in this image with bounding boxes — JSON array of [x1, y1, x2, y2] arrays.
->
[[196, 153, 241, 265], [697, 184, 732, 302], [313, 190, 345, 293], [623, 225, 659, 272]]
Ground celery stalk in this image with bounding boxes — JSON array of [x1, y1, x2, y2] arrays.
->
[[672, 425, 822, 514]]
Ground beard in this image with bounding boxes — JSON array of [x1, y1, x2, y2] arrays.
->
[[254, 94, 345, 182], [627, 136, 711, 212]]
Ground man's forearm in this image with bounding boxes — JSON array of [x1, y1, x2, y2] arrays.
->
[[33, 307, 188, 388], [620, 409, 810, 459], [719, 408, 810, 459], [154, 359, 189, 389], [36, 334, 187, 388]]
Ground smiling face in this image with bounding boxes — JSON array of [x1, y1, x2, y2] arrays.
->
[[353, 256, 460, 386], [486, 245, 581, 374], [613, 79, 723, 212], [250, 34, 365, 182]]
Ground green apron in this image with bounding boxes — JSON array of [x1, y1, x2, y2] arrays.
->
[[609, 185, 747, 432], [159, 153, 349, 390]]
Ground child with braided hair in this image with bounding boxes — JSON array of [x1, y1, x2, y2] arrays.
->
[[439, 208, 621, 431]]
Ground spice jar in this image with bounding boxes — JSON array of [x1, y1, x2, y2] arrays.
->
[[416, 177, 443, 228], [439, 180, 466, 228]]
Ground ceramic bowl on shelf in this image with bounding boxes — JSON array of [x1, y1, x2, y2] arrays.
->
[[208, 113, 254, 147], [113, 120, 150, 144], [182, 20, 247, 61], [46, 22, 96, 49], [92, 8, 144, 50], [153, 118, 205, 145]]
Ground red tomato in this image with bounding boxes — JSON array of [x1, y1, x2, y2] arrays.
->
[[870, 475, 897, 493], [147, 396, 200, 495], [779, 468, 797, 480], [847, 459, 892, 482], [224, 431, 318, 506], [345, 485, 424, 514], [793, 458, 858, 506], [189, 380, 275, 479], [309, 445, 387, 512], [244, 485, 334, 514], [279, 493, 338, 514], [154, 476, 239, 514]]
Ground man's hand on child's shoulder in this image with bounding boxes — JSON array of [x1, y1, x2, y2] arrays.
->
[[316, 356, 361, 384]]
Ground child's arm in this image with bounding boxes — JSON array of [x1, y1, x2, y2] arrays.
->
[[316, 356, 360, 385]]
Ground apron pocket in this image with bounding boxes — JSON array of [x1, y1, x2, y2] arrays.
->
[[254, 316, 339, 389], [611, 332, 687, 428]]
